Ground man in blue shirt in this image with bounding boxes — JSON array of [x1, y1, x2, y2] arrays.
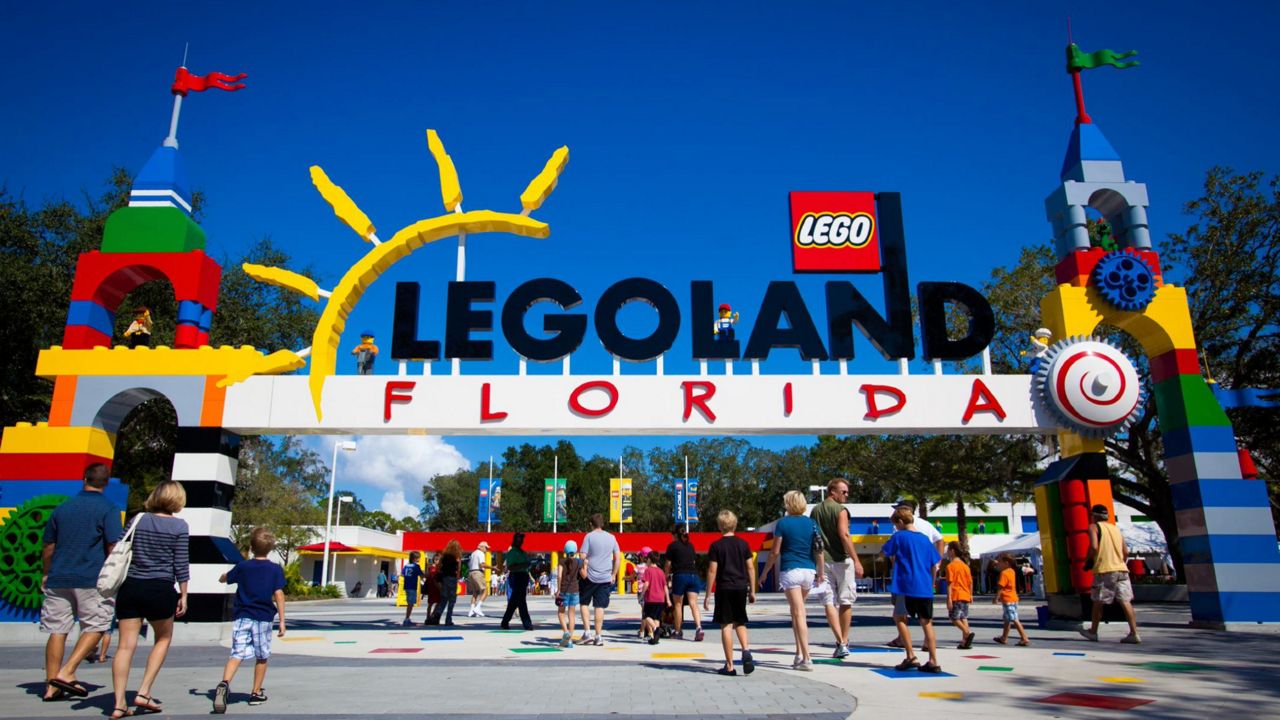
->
[[881, 507, 942, 674], [41, 464, 124, 700]]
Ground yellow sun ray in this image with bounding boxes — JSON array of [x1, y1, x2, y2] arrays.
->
[[425, 130, 463, 212], [520, 146, 570, 214], [310, 166, 379, 243], [241, 263, 324, 302]]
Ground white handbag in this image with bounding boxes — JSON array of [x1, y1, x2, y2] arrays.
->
[[97, 513, 144, 598]]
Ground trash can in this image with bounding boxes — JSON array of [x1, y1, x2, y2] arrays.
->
[[1036, 605, 1050, 629]]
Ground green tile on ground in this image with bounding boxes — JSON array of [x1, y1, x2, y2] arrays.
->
[[978, 666, 1014, 672], [1135, 661, 1212, 672], [489, 629, 526, 634], [510, 647, 562, 653]]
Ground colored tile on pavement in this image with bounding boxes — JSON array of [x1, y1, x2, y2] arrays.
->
[[847, 647, 899, 653], [963, 655, 999, 659], [1035, 692, 1155, 710], [1053, 652, 1086, 656], [871, 668, 956, 679], [1135, 661, 1212, 672], [978, 666, 1014, 672], [489, 629, 526, 634], [369, 648, 422, 654], [1100, 677, 1146, 684], [510, 647, 562, 653], [919, 692, 964, 700], [652, 652, 704, 659], [280, 636, 324, 642], [334, 641, 357, 645], [419, 636, 464, 641]]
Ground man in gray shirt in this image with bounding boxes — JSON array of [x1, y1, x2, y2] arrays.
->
[[578, 513, 620, 646]]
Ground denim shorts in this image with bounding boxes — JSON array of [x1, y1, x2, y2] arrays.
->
[[560, 592, 580, 608], [1002, 603, 1019, 622], [670, 572, 703, 597]]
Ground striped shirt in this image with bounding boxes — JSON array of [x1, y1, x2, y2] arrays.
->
[[126, 514, 190, 583]]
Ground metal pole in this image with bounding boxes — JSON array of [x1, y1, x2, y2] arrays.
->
[[336, 497, 344, 528], [163, 93, 184, 149], [553, 455, 558, 534], [486, 455, 493, 534], [322, 442, 340, 587], [618, 456, 623, 533]]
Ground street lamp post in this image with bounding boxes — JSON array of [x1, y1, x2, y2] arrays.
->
[[323, 441, 357, 587], [336, 495, 354, 528]]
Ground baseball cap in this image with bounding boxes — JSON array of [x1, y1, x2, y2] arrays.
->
[[564, 540, 578, 554], [640, 546, 652, 556], [1091, 504, 1109, 516], [892, 499, 917, 510]]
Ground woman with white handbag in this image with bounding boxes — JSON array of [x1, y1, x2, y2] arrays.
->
[[108, 481, 190, 719]]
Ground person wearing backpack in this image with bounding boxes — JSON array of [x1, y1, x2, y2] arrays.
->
[[41, 464, 123, 702]]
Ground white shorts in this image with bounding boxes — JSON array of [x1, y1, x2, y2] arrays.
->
[[825, 559, 858, 607], [779, 568, 816, 592], [809, 578, 833, 605]]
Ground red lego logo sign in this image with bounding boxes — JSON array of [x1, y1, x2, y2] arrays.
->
[[790, 191, 880, 273]]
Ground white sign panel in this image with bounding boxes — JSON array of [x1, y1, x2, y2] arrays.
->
[[221, 374, 1060, 436]]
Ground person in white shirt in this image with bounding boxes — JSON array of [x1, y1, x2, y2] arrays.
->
[[466, 542, 492, 617]]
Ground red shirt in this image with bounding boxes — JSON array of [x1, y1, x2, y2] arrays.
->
[[642, 566, 667, 604]]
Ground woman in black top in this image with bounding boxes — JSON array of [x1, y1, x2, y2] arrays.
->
[[500, 533, 533, 631], [429, 540, 463, 625]]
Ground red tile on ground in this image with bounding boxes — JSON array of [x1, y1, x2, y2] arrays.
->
[[369, 647, 423, 654], [1035, 692, 1155, 710], [963, 654, 999, 659]]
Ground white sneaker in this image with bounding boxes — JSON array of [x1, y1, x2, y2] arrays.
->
[[833, 643, 849, 659], [1121, 633, 1142, 644], [1078, 629, 1099, 642], [797, 660, 814, 672], [467, 608, 477, 617]]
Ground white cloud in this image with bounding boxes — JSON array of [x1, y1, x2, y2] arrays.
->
[[380, 490, 421, 520], [320, 435, 471, 520]]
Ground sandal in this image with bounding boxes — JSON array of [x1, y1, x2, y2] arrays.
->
[[110, 707, 132, 719], [42, 684, 67, 702], [49, 678, 89, 697], [133, 694, 162, 713], [1017, 640, 1031, 646], [992, 636, 1008, 645]]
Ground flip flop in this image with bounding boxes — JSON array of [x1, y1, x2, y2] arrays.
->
[[49, 678, 88, 697], [110, 706, 132, 719], [133, 694, 163, 713], [42, 684, 67, 702]]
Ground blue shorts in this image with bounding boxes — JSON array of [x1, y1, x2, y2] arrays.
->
[[230, 618, 273, 661], [405, 592, 418, 607], [1002, 603, 1019, 622], [671, 573, 703, 597], [560, 592, 580, 608], [580, 580, 612, 608]]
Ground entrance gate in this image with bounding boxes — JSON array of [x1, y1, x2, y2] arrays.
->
[[1, 104, 1275, 629]]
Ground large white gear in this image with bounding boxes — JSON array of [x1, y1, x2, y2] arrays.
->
[[1036, 336, 1143, 437]]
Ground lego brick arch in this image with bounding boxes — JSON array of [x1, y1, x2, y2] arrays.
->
[[69, 378, 208, 435]]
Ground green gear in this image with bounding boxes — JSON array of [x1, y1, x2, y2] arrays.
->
[[0, 494, 67, 611]]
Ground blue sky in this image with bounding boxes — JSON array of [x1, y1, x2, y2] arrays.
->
[[4, 3, 1278, 516]]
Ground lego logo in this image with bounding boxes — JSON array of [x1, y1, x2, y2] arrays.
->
[[795, 212, 875, 248]]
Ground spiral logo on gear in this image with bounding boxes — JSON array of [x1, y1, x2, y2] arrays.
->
[[1036, 337, 1143, 437]]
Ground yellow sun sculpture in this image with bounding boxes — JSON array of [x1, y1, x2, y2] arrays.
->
[[227, 130, 570, 420]]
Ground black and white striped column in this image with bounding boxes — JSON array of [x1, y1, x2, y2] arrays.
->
[[172, 427, 242, 623]]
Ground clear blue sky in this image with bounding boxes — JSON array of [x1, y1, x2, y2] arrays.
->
[[4, 3, 1277, 516]]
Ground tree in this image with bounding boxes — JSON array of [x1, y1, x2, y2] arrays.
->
[[230, 436, 328, 562]]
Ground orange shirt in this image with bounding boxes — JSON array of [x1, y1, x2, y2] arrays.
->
[[946, 558, 973, 603], [996, 567, 1018, 604]]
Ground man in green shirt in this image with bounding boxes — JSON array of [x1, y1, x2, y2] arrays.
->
[[810, 478, 863, 658]]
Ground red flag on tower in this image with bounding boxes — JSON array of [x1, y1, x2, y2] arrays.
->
[[171, 67, 248, 96]]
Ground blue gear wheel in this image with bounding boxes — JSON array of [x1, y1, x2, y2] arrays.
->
[[1092, 251, 1156, 312], [0, 494, 67, 611]]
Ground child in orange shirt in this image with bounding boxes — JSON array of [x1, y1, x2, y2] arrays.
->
[[992, 554, 1029, 646], [944, 542, 975, 649]]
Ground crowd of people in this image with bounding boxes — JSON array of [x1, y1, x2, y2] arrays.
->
[[38, 469, 1146, 715]]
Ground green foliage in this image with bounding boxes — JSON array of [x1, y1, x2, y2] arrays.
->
[[282, 561, 340, 600]]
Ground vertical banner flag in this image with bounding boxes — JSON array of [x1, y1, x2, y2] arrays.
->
[[674, 480, 686, 523], [686, 479, 700, 522], [478, 479, 502, 525], [610, 478, 634, 524], [543, 477, 568, 523]]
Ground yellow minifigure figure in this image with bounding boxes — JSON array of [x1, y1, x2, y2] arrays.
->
[[713, 303, 740, 342], [123, 307, 153, 348], [1022, 328, 1052, 373], [351, 331, 379, 375]]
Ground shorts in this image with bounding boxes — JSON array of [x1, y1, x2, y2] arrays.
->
[[948, 600, 970, 620], [671, 572, 703, 597], [1090, 571, 1134, 605], [1002, 603, 1019, 622], [779, 568, 816, 592], [825, 559, 858, 607], [115, 578, 178, 622], [809, 578, 833, 605], [901, 596, 933, 620], [713, 588, 749, 627], [642, 601, 666, 621], [580, 580, 612, 608], [229, 618, 273, 661], [559, 592, 580, 608], [405, 591, 418, 607], [40, 587, 113, 634], [466, 570, 486, 594]]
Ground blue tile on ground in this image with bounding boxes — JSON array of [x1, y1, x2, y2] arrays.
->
[[872, 667, 957, 679], [420, 636, 465, 641], [1053, 652, 1086, 656]]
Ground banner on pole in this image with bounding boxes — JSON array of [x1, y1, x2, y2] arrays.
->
[[674, 480, 686, 523], [478, 478, 502, 525], [610, 478, 633, 524], [543, 477, 568, 523], [686, 479, 699, 522]]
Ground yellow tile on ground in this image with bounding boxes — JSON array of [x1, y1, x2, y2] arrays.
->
[[280, 636, 326, 642], [1100, 677, 1146, 683], [652, 652, 705, 659], [919, 692, 964, 700]]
